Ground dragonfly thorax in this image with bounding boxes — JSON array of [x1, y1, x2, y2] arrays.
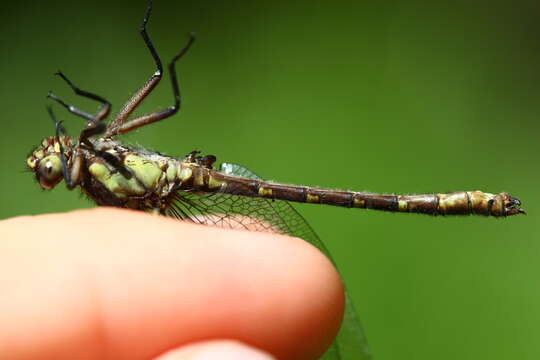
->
[[27, 136, 73, 190]]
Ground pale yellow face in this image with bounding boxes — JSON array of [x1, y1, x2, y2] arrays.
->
[[27, 136, 70, 190]]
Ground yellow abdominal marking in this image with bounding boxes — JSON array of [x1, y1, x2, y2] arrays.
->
[[437, 192, 469, 212], [258, 187, 272, 197], [468, 191, 494, 214], [306, 193, 320, 203], [194, 173, 204, 186], [439, 194, 455, 211], [208, 176, 224, 189], [398, 200, 408, 211], [353, 198, 365, 208]]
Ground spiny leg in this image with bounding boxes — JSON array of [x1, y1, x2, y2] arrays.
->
[[46, 72, 109, 144], [54, 71, 111, 120], [47, 90, 107, 144], [109, 33, 195, 136], [105, 0, 163, 136], [47, 90, 97, 123], [47, 72, 110, 122], [47, 74, 128, 175]]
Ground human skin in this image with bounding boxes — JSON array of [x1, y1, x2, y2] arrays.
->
[[0, 208, 344, 360]]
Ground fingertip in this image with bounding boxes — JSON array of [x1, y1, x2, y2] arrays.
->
[[154, 340, 276, 360], [0, 208, 344, 360]]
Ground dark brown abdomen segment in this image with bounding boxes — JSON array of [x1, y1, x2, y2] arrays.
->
[[190, 168, 523, 217]]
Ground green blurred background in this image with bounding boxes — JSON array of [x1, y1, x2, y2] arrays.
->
[[1, 0, 539, 358]]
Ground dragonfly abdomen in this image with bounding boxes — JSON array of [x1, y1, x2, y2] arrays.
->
[[190, 169, 524, 217], [390, 191, 524, 217]]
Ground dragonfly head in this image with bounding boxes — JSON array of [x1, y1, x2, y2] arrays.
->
[[27, 136, 73, 190]]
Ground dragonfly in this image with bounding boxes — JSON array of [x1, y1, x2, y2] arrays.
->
[[26, 1, 525, 359]]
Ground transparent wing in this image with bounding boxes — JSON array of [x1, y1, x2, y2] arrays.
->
[[167, 163, 371, 360]]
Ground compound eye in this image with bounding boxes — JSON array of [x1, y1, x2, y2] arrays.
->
[[37, 155, 63, 189]]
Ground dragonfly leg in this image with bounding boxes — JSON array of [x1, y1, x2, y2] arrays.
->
[[48, 106, 81, 189], [105, 0, 163, 136], [47, 90, 97, 123], [54, 71, 111, 120], [47, 88, 107, 143], [79, 120, 107, 143], [108, 33, 195, 136]]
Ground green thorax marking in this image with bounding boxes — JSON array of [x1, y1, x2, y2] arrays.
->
[[88, 152, 177, 199]]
